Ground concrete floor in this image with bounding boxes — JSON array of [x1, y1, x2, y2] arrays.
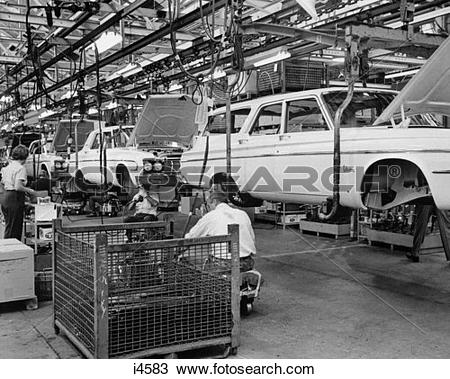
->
[[1, 213, 450, 358]]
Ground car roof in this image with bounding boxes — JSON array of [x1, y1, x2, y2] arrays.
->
[[211, 87, 398, 114]]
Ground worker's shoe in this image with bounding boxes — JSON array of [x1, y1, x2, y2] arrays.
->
[[405, 252, 420, 263]]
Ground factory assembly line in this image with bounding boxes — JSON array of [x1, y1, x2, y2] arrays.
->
[[1, 0, 450, 373]]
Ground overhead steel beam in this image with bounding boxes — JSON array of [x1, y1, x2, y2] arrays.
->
[[8, 0, 164, 18], [346, 23, 446, 47], [0, 56, 22, 64], [0, 11, 98, 29], [0, 0, 227, 116], [116, 36, 306, 97], [6, 1, 114, 77], [240, 23, 343, 48]]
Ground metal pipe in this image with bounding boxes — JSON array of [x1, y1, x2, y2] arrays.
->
[[0, 0, 146, 98], [318, 80, 355, 221], [7, 2, 113, 77], [225, 91, 232, 178], [0, 0, 227, 116]]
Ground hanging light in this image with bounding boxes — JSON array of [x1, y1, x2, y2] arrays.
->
[[87, 31, 122, 54], [248, 47, 292, 68]]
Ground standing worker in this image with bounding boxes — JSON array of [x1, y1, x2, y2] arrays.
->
[[0, 145, 37, 240]]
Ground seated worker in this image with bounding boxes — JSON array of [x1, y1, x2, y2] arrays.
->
[[185, 184, 256, 272], [124, 186, 159, 240]]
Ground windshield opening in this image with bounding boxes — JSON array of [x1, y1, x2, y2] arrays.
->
[[204, 108, 251, 135], [323, 91, 443, 128]]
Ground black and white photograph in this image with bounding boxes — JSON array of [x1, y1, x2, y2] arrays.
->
[[0, 0, 449, 376]]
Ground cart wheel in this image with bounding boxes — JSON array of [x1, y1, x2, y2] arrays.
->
[[54, 324, 60, 335], [240, 297, 251, 316], [230, 347, 238, 356], [164, 352, 178, 359]]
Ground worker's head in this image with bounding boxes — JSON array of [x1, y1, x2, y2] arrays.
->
[[207, 183, 228, 210], [11, 144, 29, 164]]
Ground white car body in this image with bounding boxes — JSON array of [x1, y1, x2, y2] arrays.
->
[[24, 119, 97, 180], [72, 125, 148, 188], [73, 95, 200, 193], [24, 139, 66, 179], [182, 37, 450, 211]]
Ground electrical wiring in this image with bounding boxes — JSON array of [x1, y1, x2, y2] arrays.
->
[[167, 0, 247, 105]]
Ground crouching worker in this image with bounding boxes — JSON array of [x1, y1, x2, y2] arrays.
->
[[185, 183, 256, 272], [124, 186, 159, 241]]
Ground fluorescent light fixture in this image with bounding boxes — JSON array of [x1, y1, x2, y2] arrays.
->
[[0, 95, 13, 103], [331, 57, 345, 63], [39, 109, 56, 119], [385, 68, 420, 79], [87, 31, 122, 54], [295, 0, 318, 21], [177, 41, 193, 50], [106, 62, 143, 82], [203, 67, 227, 82], [168, 83, 182, 92], [61, 90, 77, 100], [249, 47, 292, 68], [387, 7, 450, 29], [105, 100, 119, 109], [329, 80, 392, 89]]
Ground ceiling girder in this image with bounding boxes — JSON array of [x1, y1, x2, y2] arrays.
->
[[0, 0, 152, 98], [0, 0, 228, 116], [6, 1, 115, 77]]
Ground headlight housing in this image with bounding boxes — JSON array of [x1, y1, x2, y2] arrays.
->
[[153, 161, 163, 171], [144, 162, 153, 172], [54, 160, 68, 170]]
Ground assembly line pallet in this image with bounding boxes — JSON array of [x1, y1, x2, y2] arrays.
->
[[364, 229, 443, 253], [299, 220, 351, 240]]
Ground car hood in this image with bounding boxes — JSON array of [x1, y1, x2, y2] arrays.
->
[[52, 119, 97, 152], [374, 36, 450, 125], [127, 94, 200, 148]]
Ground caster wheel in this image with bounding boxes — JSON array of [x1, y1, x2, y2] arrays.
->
[[240, 297, 251, 316], [230, 347, 238, 356], [54, 325, 61, 335], [164, 352, 178, 359]]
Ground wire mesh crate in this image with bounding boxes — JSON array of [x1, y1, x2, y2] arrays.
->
[[52, 220, 240, 358]]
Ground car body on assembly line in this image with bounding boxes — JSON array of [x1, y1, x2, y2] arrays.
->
[[23, 119, 96, 181], [181, 36, 450, 211], [72, 95, 200, 197]]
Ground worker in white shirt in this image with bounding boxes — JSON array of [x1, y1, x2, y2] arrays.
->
[[124, 186, 159, 241], [0, 145, 37, 239], [185, 184, 256, 272]]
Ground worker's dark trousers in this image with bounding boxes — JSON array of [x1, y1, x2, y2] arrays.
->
[[1, 190, 25, 240], [412, 204, 450, 260], [436, 209, 450, 261]]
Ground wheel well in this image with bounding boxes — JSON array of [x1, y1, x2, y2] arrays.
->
[[360, 159, 429, 208], [361, 159, 427, 193]]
